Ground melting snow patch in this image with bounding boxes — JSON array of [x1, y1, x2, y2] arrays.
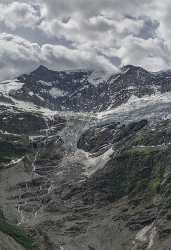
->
[[6, 156, 25, 167], [132, 222, 157, 250], [28, 91, 34, 96], [49, 87, 67, 98], [135, 224, 153, 242], [35, 94, 44, 101]]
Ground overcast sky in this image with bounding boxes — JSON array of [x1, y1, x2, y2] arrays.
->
[[0, 0, 171, 80]]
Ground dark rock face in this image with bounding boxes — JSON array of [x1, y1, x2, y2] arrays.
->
[[105, 65, 171, 109], [78, 120, 148, 155], [77, 122, 118, 154], [16, 66, 100, 112], [0, 110, 46, 135]]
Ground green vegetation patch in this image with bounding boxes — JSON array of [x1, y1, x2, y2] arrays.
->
[[125, 146, 160, 157], [148, 177, 161, 194], [0, 215, 38, 250]]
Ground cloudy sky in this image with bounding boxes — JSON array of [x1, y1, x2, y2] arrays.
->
[[0, 0, 170, 80]]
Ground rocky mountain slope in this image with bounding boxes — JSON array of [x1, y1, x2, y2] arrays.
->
[[0, 65, 171, 250]]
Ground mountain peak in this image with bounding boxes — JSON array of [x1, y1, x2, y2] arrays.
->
[[120, 65, 149, 74], [33, 65, 50, 73], [121, 64, 139, 71]]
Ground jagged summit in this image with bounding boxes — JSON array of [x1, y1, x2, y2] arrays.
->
[[31, 65, 92, 75], [121, 64, 139, 71], [26, 64, 171, 78], [31, 64, 149, 76], [27, 64, 171, 80], [120, 64, 150, 74], [32, 65, 50, 74]]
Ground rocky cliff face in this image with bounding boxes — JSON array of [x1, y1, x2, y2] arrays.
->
[[0, 65, 171, 250]]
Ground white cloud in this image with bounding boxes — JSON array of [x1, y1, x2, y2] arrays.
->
[[117, 36, 170, 71], [41, 44, 117, 72], [0, 33, 117, 81], [0, 2, 41, 30], [0, 33, 41, 80], [42, 0, 148, 19], [0, 0, 171, 80]]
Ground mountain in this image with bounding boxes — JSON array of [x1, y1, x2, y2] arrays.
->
[[15, 66, 109, 112], [1, 64, 171, 113], [0, 65, 171, 250]]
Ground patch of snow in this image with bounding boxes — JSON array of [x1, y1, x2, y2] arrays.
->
[[49, 87, 67, 98], [135, 224, 154, 242], [6, 156, 24, 167], [38, 80, 52, 87], [28, 91, 34, 96], [35, 94, 44, 101], [132, 223, 157, 250], [127, 86, 136, 90], [0, 80, 24, 95], [147, 226, 157, 249]]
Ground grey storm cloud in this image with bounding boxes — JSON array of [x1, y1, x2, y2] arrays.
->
[[0, 0, 171, 80]]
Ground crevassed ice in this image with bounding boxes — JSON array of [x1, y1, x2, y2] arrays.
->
[[97, 92, 171, 123]]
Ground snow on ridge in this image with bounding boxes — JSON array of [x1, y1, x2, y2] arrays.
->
[[0, 80, 24, 95]]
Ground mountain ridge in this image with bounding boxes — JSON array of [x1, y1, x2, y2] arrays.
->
[[1, 64, 171, 113]]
